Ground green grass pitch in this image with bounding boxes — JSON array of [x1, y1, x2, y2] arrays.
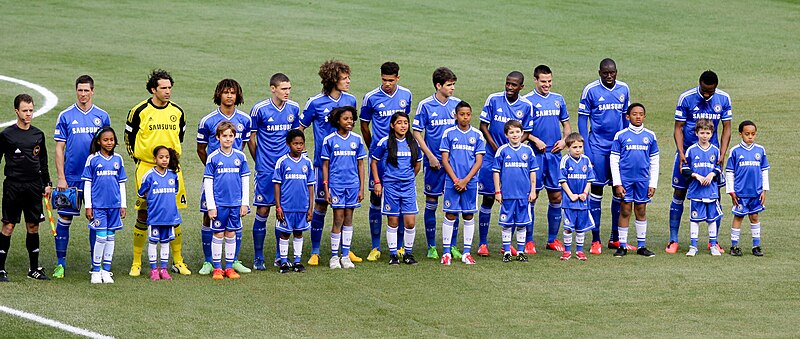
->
[[1, 0, 799, 337]]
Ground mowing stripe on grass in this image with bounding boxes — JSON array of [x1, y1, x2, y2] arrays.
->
[[0, 305, 113, 339], [0, 74, 58, 127]]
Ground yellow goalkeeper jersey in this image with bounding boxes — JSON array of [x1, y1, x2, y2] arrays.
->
[[125, 98, 186, 162]]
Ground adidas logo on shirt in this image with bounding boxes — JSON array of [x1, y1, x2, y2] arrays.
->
[[378, 103, 385, 108], [268, 117, 275, 122], [334, 144, 340, 148], [431, 112, 438, 117], [693, 106, 700, 111], [497, 108, 503, 112], [97, 164, 103, 168], [14, 149, 21, 154], [71, 120, 79, 125], [627, 138, 632, 142], [598, 97, 605, 102], [535, 103, 542, 108], [218, 162, 224, 166], [323, 108, 330, 113], [739, 155, 745, 158], [506, 155, 512, 159]]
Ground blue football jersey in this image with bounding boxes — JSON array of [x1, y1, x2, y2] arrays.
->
[[492, 144, 538, 199], [272, 154, 316, 212], [197, 108, 252, 153], [250, 98, 300, 173], [137, 168, 182, 226], [204, 149, 251, 207], [412, 94, 460, 162], [578, 80, 630, 153], [439, 126, 486, 189], [682, 143, 721, 200], [559, 154, 596, 210], [479, 92, 534, 158], [610, 126, 659, 183], [361, 86, 412, 148], [81, 152, 127, 208], [53, 104, 111, 182], [372, 136, 423, 182], [726, 142, 769, 197], [298, 92, 358, 166], [320, 131, 367, 189], [524, 90, 569, 153], [675, 87, 733, 149]]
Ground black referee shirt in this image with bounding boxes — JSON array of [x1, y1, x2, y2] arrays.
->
[[0, 124, 50, 185]]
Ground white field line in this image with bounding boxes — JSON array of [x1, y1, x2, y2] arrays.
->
[[0, 305, 114, 339], [0, 75, 59, 127]]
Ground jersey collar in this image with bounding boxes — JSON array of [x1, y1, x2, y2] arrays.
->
[[269, 98, 286, 112], [695, 87, 715, 101]]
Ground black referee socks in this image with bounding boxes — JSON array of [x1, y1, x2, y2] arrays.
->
[[26, 232, 39, 271], [0, 233, 9, 271]]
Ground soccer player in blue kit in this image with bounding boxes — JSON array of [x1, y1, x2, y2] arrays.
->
[[680, 119, 723, 257], [196, 79, 252, 275], [203, 122, 251, 279], [248, 73, 301, 270], [439, 101, 485, 265], [412, 67, 461, 260], [52, 75, 111, 278], [360, 62, 413, 261], [476, 71, 533, 257], [298, 60, 361, 266], [609, 103, 659, 257], [725, 121, 768, 257], [667, 70, 732, 255], [578, 58, 632, 255], [523, 65, 571, 254]]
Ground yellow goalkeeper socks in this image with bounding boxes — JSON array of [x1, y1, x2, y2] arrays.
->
[[171, 225, 184, 264], [132, 220, 148, 267]]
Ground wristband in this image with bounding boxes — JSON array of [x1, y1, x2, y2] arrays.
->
[[495, 191, 502, 195], [323, 181, 328, 185], [373, 180, 381, 185], [275, 206, 282, 212]]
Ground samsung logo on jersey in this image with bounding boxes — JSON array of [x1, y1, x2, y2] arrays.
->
[[692, 112, 721, 120], [96, 170, 118, 176], [285, 174, 306, 180], [626, 145, 648, 151], [568, 174, 587, 179], [152, 187, 176, 194], [452, 144, 475, 151], [72, 126, 100, 134], [149, 124, 177, 131], [597, 103, 624, 111], [693, 162, 714, 169], [217, 168, 240, 173], [431, 119, 455, 126], [263, 124, 293, 132], [397, 151, 412, 157], [494, 115, 512, 123], [333, 150, 356, 156], [504, 161, 527, 168], [738, 161, 760, 166], [535, 109, 560, 117], [378, 110, 403, 117]]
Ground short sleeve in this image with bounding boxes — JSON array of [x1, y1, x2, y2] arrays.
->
[[54, 115, 68, 142], [299, 98, 315, 128], [372, 140, 386, 161], [360, 96, 373, 122], [559, 97, 570, 122], [203, 156, 215, 178], [272, 162, 283, 184], [412, 105, 426, 132], [240, 154, 251, 176], [357, 138, 367, 159], [197, 120, 210, 144], [492, 150, 503, 172], [438, 131, 451, 153], [475, 133, 486, 154], [320, 138, 331, 160], [480, 97, 492, 124]]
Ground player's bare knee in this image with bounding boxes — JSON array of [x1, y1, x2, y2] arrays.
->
[[26, 223, 39, 233], [673, 189, 686, 200], [591, 185, 604, 196], [462, 213, 474, 221], [403, 215, 415, 229], [314, 202, 328, 213], [1, 223, 14, 236], [256, 206, 269, 217], [748, 213, 759, 224]]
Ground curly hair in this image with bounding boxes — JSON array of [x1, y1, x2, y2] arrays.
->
[[213, 78, 244, 106], [319, 60, 350, 94], [147, 69, 173, 94]]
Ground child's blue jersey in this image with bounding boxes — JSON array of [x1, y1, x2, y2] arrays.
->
[[272, 154, 315, 212], [412, 94, 460, 161], [361, 86, 412, 147], [250, 98, 300, 173], [298, 92, 358, 166], [137, 168, 182, 225], [675, 87, 732, 149], [726, 142, 769, 197], [492, 144, 538, 199], [578, 80, 630, 154], [479, 92, 534, 157], [439, 126, 486, 189], [559, 155, 596, 210], [372, 136, 423, 182], [196, 108, 252, 153], [610, 126, 659, 182], [53, 104, 111, 182], [682, 143, 721, 200], [81, 152, 127, 208], [320, 131, 367, 189], [203, 149, 251, 207], [524, 90, 569, 152]]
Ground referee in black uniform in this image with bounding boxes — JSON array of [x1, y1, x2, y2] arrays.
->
[[0, 94, 52, 281]]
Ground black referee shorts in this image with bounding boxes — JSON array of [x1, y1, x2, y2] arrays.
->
[[2, 181, 45, 225]]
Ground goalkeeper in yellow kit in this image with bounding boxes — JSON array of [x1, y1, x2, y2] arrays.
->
[[125, 69, 190, 276]]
